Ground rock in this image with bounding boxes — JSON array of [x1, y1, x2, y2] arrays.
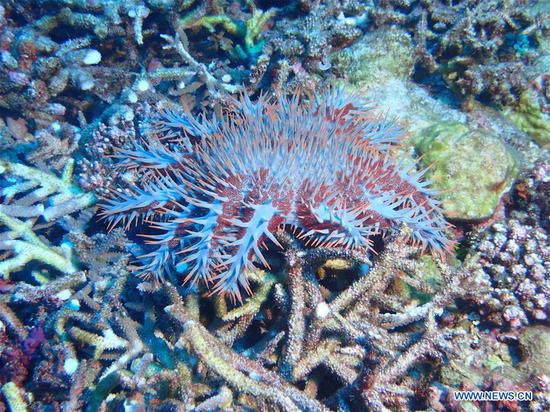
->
[[413, 122, 520, 221]]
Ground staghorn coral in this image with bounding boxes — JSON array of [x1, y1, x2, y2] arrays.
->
[[78, 119, 137, 195], [1, 2, 547, 410], [1, 381, 28, 411], [32, 232, 490, 410], [1, 220, 547, 410], [0, 196, 543, 410], [252, 0, 367, 93], [0, 305, 45, 388], [10, 0, 152, 45], [100, 88, 453, 302], [0, 158, 95, 277], [0, 217, 129, 409], [0, 0, 149, 176]]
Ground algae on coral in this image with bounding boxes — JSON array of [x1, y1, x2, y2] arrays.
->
[[414, 122, 520, 221]]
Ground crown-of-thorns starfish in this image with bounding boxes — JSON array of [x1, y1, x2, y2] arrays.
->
[[100, 88, 452, 303]]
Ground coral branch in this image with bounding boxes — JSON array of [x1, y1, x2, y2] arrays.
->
[[0, 159, 95, 276], [165, 285, 329, 412]]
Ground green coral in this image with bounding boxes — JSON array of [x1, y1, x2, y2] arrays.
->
[[413, 122, 520, 221], [179, 5, 275, 62], [192, 15, 243, 36], [242, 8, 275, 57], [507, 92, 550, 148]]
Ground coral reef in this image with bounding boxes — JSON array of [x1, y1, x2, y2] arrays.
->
[[518, 325, 550, 376], [0, 0, 246, 169], [0, 0, 134, 115], [174, 0, 368, 94], [0, 0, 548, 411], [365, 0, 549, 108], [256, 0, 366, 93], [180, 2, 276, 63], [433, 321, 549, 412], [0, 227, 498, 410], [100, 88, 452, 301], [331, 27, 415, 90]]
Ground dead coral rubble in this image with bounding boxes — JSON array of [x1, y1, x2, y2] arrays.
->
[[1, 224, 498, 410]]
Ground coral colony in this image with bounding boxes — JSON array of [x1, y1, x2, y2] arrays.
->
[[101, 89, 451, 302]]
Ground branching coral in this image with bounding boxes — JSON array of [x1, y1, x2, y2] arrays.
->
[[161, 30, 244, 99], [172, 1, 368, 94], [253, 0, 367, 93], [0, 8, 109, 115], [100, 88, 452, 302], [366, 0, 549, 107], [17, 0, 152, 44], [0, 159, 95, 277], [0, 0, 173, 130], [1, 381, 28, 411], [0, 1, 546, 412], [179, 2, 276, 62], [0, 225, 130, 409], [1, 205, 542, 409], [32, 230, 491, 410]]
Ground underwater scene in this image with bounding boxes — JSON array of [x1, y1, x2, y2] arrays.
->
[[0, 0, 549, 411]]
